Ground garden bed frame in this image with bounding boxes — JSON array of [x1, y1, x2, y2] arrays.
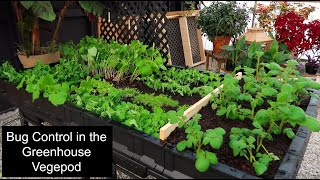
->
[[0, 74, 318, 179]]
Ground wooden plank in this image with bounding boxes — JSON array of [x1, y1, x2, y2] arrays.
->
[[179, 17, 193, 67], [166, 10, 200, 18], [159, 72, 243, 141], [190, 61, 205, 67], [317, 75, 320, 83]]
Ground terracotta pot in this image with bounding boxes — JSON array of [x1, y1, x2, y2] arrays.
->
[[18, 51, 60, 68], [211, 36, 231, 54]]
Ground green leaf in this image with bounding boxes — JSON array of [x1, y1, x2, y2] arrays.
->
[[229, 139, 246, 156], [247, 136, 256, 144], [269, 40, 279, 56], [253, 161, 267, 176], [210, 138, 222, 149], [159, 64, 167, 70], [17, 76, 26, 89], [283, 128, 295, 139], [20, 1, 35, 9], [266, 70, 280, 77], [281, 84, 294, 93], [216, 107, 227, 116], [252, 122, 263, 129], [239, 93, 253, 101], [48, 92, 67, 106], [196, 149, 205, 159], [278, 106, 290, 115], [288, 105, 305, 122], [300, 115, 320, 132], [140, 45, 148, 53], [307, 80, 320, 90], [155, 56, 163, 64], [258, 155, 271, 167], [139, 66, 153, 76], [25, 1, 56, 21], [212, 127, 226, 136], [79, 1, 105, 16], [253, 109, 269, 126], [221, 45, 235, 51], [255, 51, 264, 58], [203, 137, 210, 146], [236, 36, 246, 49], [261, 87, 278, 97], [32, 90, 40, 101], [88, 47, 98, 57], [277, 92, 289, 103], [195, 156, 210, 172], [176, 141, 187, 151], [206, 151, 218, 165]]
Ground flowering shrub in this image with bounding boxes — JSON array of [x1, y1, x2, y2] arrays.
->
[[254, 1, 316, 36], [274, 11, 320, 65], [274, 12, 309, 55], [305, 20, 320, 66]]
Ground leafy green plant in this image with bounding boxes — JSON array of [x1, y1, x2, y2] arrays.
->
[[13, 1, 105, 56], [60, 37, 167, 83], [221, 36, 247, 67], [210, 74, 252, 121], [209, 60, 320, 175], [0, 62, 24, 84], [229, 126, 279, 176], [198, 1, 249, 38], [133, 93, 179, 110], [171, 114, 226, 172], [263, 40, 291, 65], [138, 67, 221, 97]]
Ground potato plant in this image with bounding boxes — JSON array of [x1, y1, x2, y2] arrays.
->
[[209, 60, 320, 175], [170, 114, 226, 172]]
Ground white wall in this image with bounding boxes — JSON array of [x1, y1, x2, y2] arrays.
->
[[201, 1, 320, 58]]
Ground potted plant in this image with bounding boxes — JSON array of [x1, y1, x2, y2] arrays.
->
[[12, 1, 105, 69], [198, 1, 249, 54], [305, 54, 319, 74]]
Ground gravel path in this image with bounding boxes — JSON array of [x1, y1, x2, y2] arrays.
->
[[0, 105, 319, 179], [296, 102, 320, 179]]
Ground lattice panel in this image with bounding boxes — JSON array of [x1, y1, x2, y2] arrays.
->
[[166, 18, 185, 66], [100, 1, 169, 61], [187, 16, 201, 64]]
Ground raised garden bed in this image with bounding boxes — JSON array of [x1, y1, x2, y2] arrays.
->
[[1, 37, 320, 179], [157, 62, 320, 178], [0, 74, 318, 179]]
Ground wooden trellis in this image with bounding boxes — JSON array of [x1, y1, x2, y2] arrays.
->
[[97, 2, 205, 67]]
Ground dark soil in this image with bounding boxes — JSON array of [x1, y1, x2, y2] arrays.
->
[[107, 79, 203, 112], [167, 93, 311, 178]]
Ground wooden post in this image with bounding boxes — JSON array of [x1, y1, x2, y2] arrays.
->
[[179, 16, 193, 67], [97, 17, 102, 37]]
